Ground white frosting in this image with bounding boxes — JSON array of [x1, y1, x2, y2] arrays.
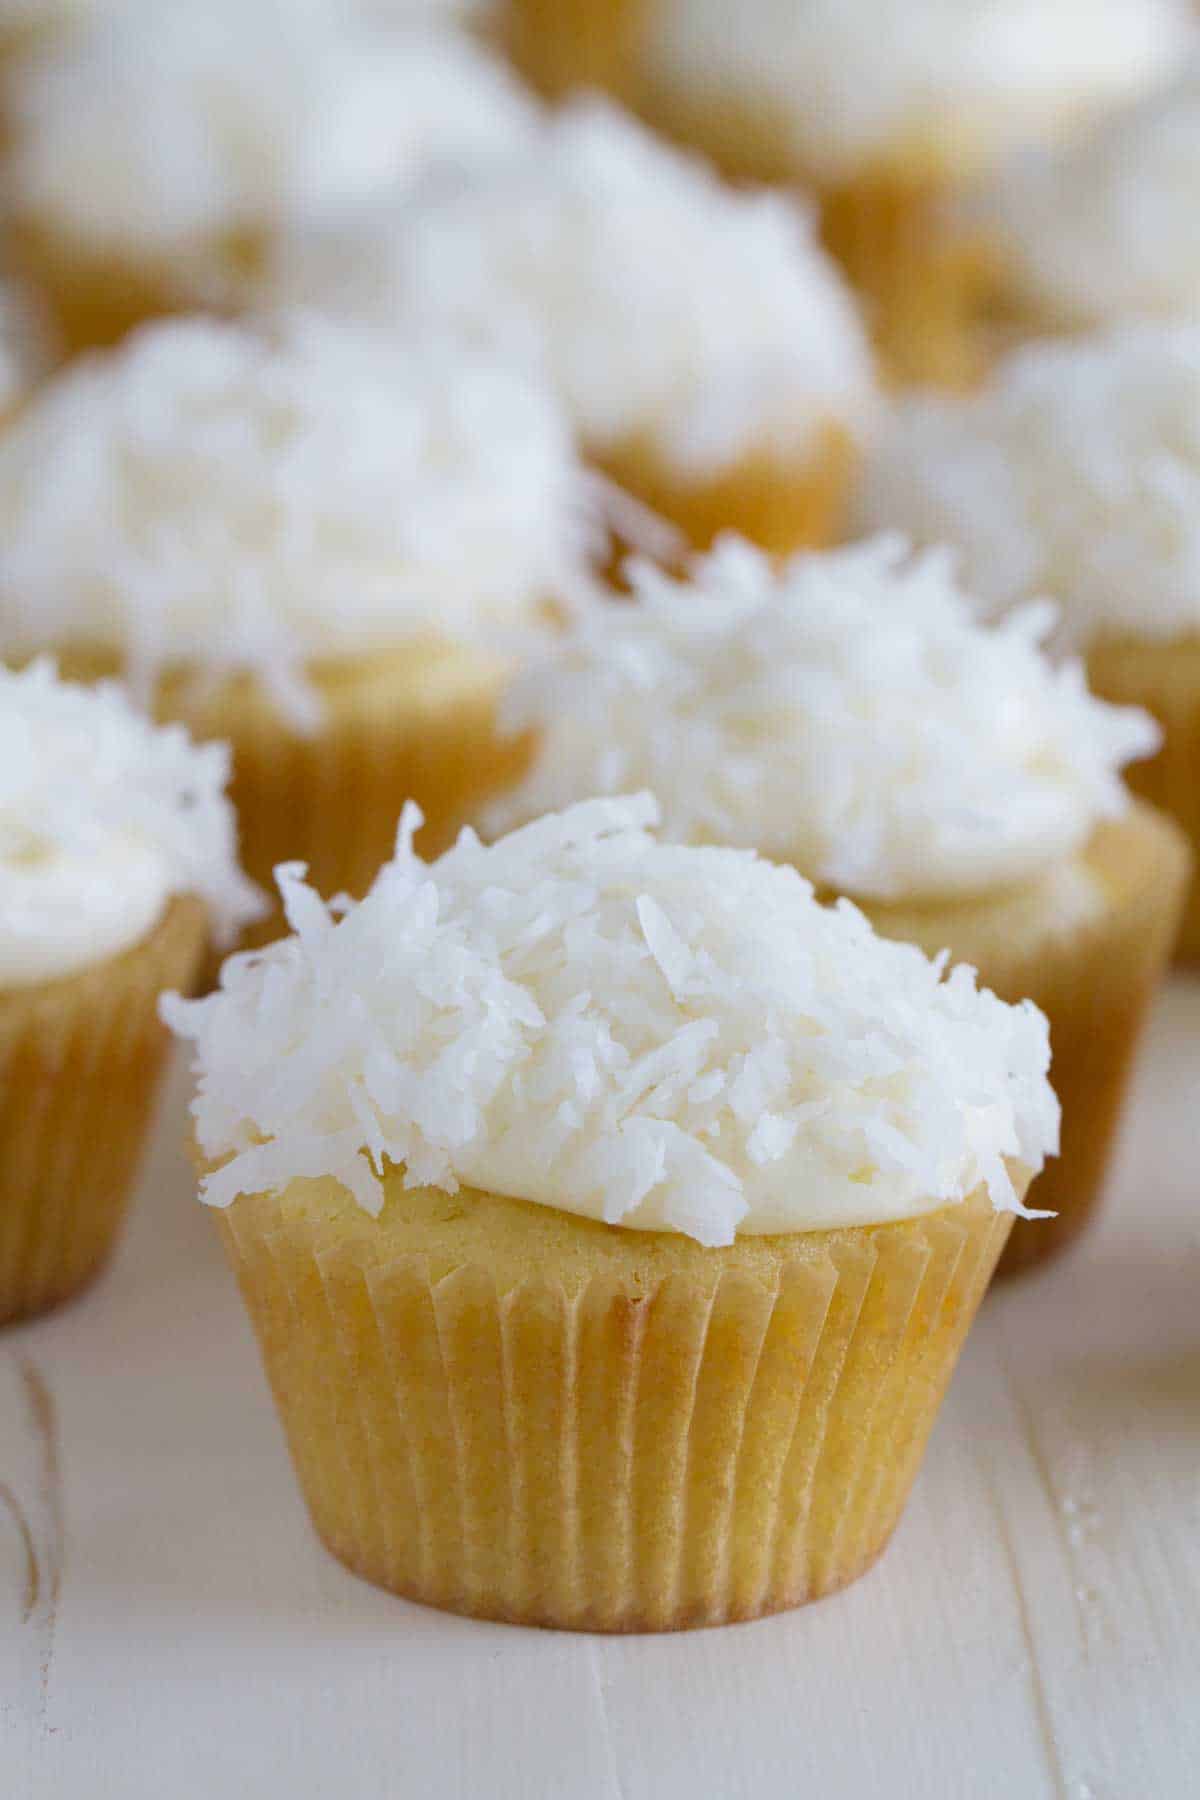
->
[[488, 536, 1158, 903], [0, 313, 597, 724], [6, 4, 539, 262], [0, 659, 263, 983], [267, 100, 876, 477], [642, 0, 1195, 179], [164, 795, 1058, 1245], [857, 325, 1200, 645], [988, 67, 1200, 326]]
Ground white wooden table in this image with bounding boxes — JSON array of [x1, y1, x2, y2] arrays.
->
[[3, 980, 1198, 1800]]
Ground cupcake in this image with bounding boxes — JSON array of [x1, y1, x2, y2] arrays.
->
[[982, 68, 1200, 341], [266, 101, 876, 555], [485, 538, 1188, 1275], [3, 2, 539, 351], [165, 794, 1056, 1628], [504, 0, 642, 102], [634, 0, 1193, 386], [858, 324, 1200, 962], [0, 311, 598, 932], [0, 659, 260, 1324]]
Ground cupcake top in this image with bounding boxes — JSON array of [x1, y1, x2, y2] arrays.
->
[[987, 68, 1200, 326], [0, 659, 261, 985], [164, 795, 1058, 1245], [0, 313, 596, 723], [488, 536, 1158, 904], [641, 0, 1193, 180], [267, 101, 877, 478], [857, 325, 1200, 646], [5, 4, 538, 269]]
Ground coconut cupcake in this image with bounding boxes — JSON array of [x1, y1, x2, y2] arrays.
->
[[267, 102, 875, 555], [0, 659, 260, 1324], [485, 538, 1188, 1275], [0, 311, 598, 931], [982, 68, 1200, 340], [166, 794, 1056, 1628], [858, 324, 1200, 962], [634, 0, 1194, 387], [3, 2, 539, 351]]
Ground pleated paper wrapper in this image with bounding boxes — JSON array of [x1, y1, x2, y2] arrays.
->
[[216, 1177, 1013, 1632], [0, 895, 208, 1325]]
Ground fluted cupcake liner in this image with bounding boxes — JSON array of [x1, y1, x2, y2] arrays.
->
[[1086, 634, 1200, 964], [863, 803, 1191, 1278], [597, 423, 858, 558], [217, 1177, 1012, 1631], [817, 170, 992, 391], [0, 896, 208, 1326], [505, 0, 643, 101]]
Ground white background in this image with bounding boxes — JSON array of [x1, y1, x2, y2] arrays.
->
[[3, 981, 1198, 1800]]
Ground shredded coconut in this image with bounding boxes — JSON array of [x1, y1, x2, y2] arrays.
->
[[266, 99, 876, 477], [0, 312, 597, 723], [0, 658, 262, 957], [987, 67, 1200, 326], [857, 324, 1200, 645], [641, 0, 1194, 179], [165, 796, 1058, 1244], [5, 4, 539, 263], [488, 536, 1158, 902]]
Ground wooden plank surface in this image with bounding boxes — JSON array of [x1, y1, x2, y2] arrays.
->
[[3, 979, 1198, 1800]]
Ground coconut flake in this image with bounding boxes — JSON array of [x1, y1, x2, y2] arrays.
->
[[0, 658, 263, 953], [486, 535, 1158, 902], [265, 98, 876, 477], [858, 323, 1200, 645], [0, 312, 599, 723], [165, 796, 1059, 1245]]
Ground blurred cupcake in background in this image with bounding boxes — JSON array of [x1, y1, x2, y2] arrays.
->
[[484, 536, 1189, 1274], [0, 659, 260, 1325], [2, 0, 539, 351], [634, 0, 1194, 386], [858, 324, 1200, 961], [267, 102, 877, 555], [167, 793, 1057, 1627], [0, 311, 600, 930], [504, 0, 641, 103], [981, 66, 1200, 344]]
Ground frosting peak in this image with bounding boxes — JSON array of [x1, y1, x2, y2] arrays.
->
[[165, 796, 1058, 1245], [488, 536, 1159, 902]]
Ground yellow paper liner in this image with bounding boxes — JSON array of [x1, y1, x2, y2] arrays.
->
[[216, 1175, 1013, 1631], [1085, 633, 1200, 964], [861, 803, 1191, 1278], [504, 0, 644, 101], [0, 896, 208, 1326], [52, 644, 532, 947], [595, 422, 858, 557]]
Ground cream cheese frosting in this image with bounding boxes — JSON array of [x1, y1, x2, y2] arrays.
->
[[164, 794, 1059, 1246], [987, 67, 1200, 326], [487, 536, 1159, 903], [266, 100, 877, 478], [0, 659, 262, 984], [0, 313, 597, 724], [641, 0, 1194, 179], [5, 3, 539, 266], [857, 325, 1200, 645]]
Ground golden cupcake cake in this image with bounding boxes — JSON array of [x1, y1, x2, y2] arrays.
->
[[166, 795, 1058, 1629], [981, 69, 1200, 342], [858, 323, 1200, 964], [0, 311, 598, 931], [634, 0, 1193, 386], [3, 1, 539, 351], [485, 537, 1188, 1276], [0, 659, 260, 1325], [266, 101, 876, 555]]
